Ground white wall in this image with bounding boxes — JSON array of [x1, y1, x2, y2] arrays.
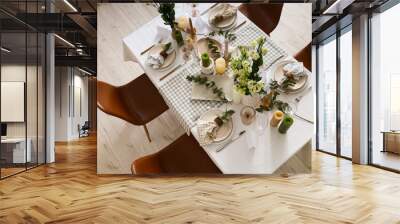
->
[[54, 67, 89, 141]]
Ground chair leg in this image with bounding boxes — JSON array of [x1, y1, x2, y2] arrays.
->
[[143, 124, 151, 142]]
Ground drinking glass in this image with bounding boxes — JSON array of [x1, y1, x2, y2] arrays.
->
[[240, 106, 256, 126]]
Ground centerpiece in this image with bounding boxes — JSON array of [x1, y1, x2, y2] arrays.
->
[[158, 3, 184, 46], [230, 36, 268, 107]]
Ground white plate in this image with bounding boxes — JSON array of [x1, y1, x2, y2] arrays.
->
[[196, 37, 223, 60], [148, 44, 176, 71], [198, 109, 233, 143], [272, 60, 308, 93], [208, 4, 237, 30]]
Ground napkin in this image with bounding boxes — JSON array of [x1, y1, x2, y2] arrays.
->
[[194, 16, 211, 34], [145, 43, 174, 69], [154, 25, 171, 43], [283, 62, 306, 79], [197, 120, 218, 146], [146, 53, 165, 69]]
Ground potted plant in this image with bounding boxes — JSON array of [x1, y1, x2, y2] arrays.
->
[[158, 3, 184, 46], [201, 53, 214, 75], [230, 36, 268, 107]]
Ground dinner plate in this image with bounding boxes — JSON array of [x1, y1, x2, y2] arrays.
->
[[148, 44, 176, 70], [196, 37, 223, 60], [198, 109, 233, 143], [272, 60, 308, 93], [208, 5, 237, 30]]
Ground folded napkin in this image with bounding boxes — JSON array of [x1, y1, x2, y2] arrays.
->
[[197, 120, 218, 146], [146, 53, 165, 69], [145, 43, 174, 69], [283, 62, 306, 79], [194, 16, 211, 34], [209, 4, 237, 26], [154, 25, 171, 43]]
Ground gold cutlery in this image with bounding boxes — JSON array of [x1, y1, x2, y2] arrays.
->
[[216, 130, 246, 152], [231, 20, 247, 32], [159, 64, 182, 81], [265, 55, 285, 71], [201, 3, 219, 16], [140, 44, 155, 55], [295, 86, 312, 103], [294, 113, 314, 124]]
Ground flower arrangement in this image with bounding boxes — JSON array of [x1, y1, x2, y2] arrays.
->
[[230, 37, 268, 96]]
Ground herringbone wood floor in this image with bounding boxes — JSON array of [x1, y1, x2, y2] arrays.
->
[[1, 135, 400, 224]]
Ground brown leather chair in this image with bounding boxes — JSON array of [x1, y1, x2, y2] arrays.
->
[[97, 74, 168, 142], [239, 3, 284, 35], [132, 134, 222, 174], [294, 43, 311, 71]]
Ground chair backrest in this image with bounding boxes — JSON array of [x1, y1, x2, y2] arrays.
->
[[239, 3, 284, 35], [97, 80, 141, 125], [294, 43, 311, 71], [132, 134, 221, 174]]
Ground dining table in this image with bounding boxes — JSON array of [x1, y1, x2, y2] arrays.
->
[[123, 3, 314, 174]]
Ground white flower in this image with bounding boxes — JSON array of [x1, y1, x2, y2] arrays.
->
[[250, 40, 257, 48], [250, 51, 259, 60], [261, 47, 268, 55]]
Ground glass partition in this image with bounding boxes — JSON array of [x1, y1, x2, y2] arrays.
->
[[1, 31, 28, 177], [0, 3, 46, 179]]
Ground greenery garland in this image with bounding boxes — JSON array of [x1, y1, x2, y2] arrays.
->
[[186, 75, 227, 102]]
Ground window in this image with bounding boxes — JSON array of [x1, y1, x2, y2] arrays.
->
[[317, 36, 337, 154], [370, 2, 400, 171], [340, 28, 352, 158], [317, 25, 353, 159]]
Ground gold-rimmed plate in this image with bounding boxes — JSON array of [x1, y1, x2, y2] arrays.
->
[[196, 37, 222, 60], [272, 60, 308, 93], [148, 44, 176, 70], [197, 109, 233, 143], [207, 4, 237, 30]]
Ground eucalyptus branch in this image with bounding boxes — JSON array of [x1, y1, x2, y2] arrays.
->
[[208, 29, 237, 42], [214, 109, 235, 126], [186, 75, 227, 101]]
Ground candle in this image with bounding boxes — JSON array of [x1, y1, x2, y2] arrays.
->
[[278, 115, 294, 134], [270, 110, 284, 127], [215, 57, 226, 75]]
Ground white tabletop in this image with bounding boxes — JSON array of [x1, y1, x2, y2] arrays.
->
[[123, 3, 313, 174]]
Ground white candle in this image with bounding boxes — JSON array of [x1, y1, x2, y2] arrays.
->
[[215, 57, 226, 75]]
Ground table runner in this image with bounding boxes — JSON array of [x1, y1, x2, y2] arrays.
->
[[159, 22, 288, 134]]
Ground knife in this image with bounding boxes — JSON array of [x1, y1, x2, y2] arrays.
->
[[265, 55, 285, 71], [294, 113, 314, 124], [159, 64, 182, 81], [216, 130, 246, 152], [201, 3, 219, 16]]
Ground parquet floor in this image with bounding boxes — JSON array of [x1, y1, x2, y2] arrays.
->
[[1, 135, 400, 224]]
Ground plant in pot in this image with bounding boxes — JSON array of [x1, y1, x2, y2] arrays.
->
[[158, 3, 184, 46], [230, 36, 268, 107], [201, 53, 214, 75]]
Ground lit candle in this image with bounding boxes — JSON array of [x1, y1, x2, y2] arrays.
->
[[215, 57, 226, 75], [270, 110, 284, 127]]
